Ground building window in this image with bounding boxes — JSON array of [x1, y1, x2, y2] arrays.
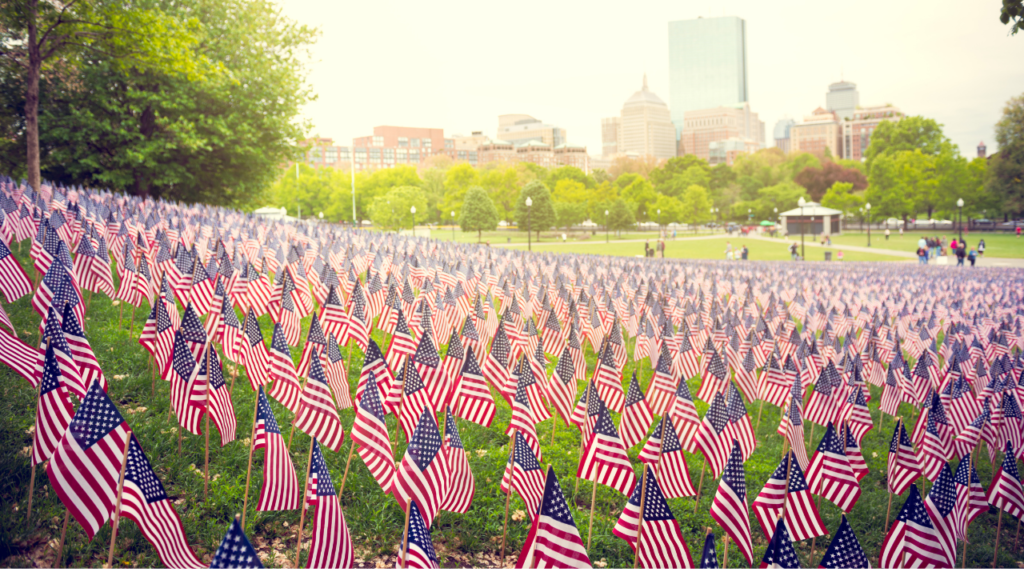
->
[[326, 146, 337, 163], [445, 139, 454, 149], [410, 150, 419, 163], [338, 147, 350, 161], [398, 137, 408, 147], [369, 148, 380, 160], [397, 149, 407, 162], [383, 148, 394, 160], [457, 151, 466, 159], [373, 136, 383, 147], [423, 138, 431, 149], [411, 138, 420, 147], [355, 148, 366, 162]]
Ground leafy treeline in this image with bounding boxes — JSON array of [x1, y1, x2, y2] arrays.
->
[[268, 107, 1024, 232], [0, 0, 317, 207]]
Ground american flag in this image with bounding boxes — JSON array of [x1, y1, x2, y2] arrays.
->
[[440, 329, 465, 396], [399, 500, 439, 569], [593, 342, 625, 412], [303, 439, 354, 569], [385, 308, 417, 374], [293, 354, 345, 452], [393, 360, 435, 442], [987, 441, 1024, 521], [758, 518, 800, 568], [923, 462, 958, 569], [646, 341, 677, 415], [518, 350, 551, 422], [168, 331, 205, 436], [919, 407, 951, 482], [733, 346, 759, 402], [186, 256, 214, 316], [41, 307, 86, 398], [725, 383, 756, 461], [356, 338, 393, 409], [440, 408, 474, 514], [667, 376, 701, 452], [636, 415, 695, 498], [878, 484, 950, 568], [324, 334, 352, 411], [516, 466, 591, 569], [693, 392, 730, 478], [709, 440, 753, 566], [482, 321, 512, 396], [343, 281, 370, 352], [297, 313, 328, 379], [505, 361, 542, 458], [805, 423, 861, 513], [818, 514, 869, 568], [501, 431, 545, 521], [953, 454, 987, 541], [612, 467, 694, 568], [696, 347, 729, 403], [619, 372, 654, 450], [698, 532, 718, 569], [60, 301, 105, 392], [544, 345, 576, 427], [350, 372, 396, 493], [32, 344, 75, 466], [209, 516, 263, 569], [392, 407, 450, 528], [241, 309, 272, 391], [119, 436, 206, 568], [576, 403, 635, 496], [451, 344, 495, 428], [779, 385, 810, 471], [0, 235, 32, 302], [34, 264, 83, 337], [320, 285, 348, 342], [45, 381, 131, 539], [752, 451, 827, 542], [252, 386, 300, 512], [804, 359, 841, 426], [541, 309, 563, 357], [838, 387, 873, 443], [886, 420, 922, 495], [268, 322, 301, 413], [188, 344, 236, 446]]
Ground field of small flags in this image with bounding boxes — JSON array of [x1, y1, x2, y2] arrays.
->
[[1, 182, 1024, 568]]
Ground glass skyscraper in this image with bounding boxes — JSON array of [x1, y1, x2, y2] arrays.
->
[[667, 16, 749, 136]]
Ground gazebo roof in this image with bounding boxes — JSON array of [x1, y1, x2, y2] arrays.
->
[[778, 202, 842, 217]]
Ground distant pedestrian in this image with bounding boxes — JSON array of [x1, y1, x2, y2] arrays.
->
[[741, 245, 748, 260], [968, 248, 977, 267], [644, 240, 650, 257], [978, 239, 986, 258], [837, 250, 844, 262], [885, 228, 890, 241], [899, 226, 904, 237], [917, 246, 928, 265], [955, 244, 965, 266], [1016, 226, 1021, 238], [790, 243, 799, 261]]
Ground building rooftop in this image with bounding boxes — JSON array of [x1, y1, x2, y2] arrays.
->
[[624, 74, 667, 107], [778, 202, 842, 217]]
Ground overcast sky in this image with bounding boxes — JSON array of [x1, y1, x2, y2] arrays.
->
[[276, 0, 1024, 158]]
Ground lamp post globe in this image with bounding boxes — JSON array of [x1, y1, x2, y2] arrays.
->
[[525, 196, 533, 252], [865, 202, 872, 246], [410, 205, 416, 232], [451, 210, 456, 241], [957, 198, 964, 243]]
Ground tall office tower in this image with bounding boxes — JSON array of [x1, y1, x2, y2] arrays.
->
[[617, 75, 678, 161], [667, 16, 749, 137], [826, 81, 859, 122]]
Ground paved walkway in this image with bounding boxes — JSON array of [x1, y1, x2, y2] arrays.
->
[[501, 233, 1024, 268]]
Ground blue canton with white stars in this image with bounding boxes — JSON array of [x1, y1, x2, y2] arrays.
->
[[69, 383, 125, 450], [210, 518, 263, 569], [407, 409, 442, 471]]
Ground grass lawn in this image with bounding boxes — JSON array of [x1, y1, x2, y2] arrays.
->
[[508, 237, 910, 262], [378, 227, 719, 246], [839, 232, 1024, 259], [0, 238, 1017, 568]]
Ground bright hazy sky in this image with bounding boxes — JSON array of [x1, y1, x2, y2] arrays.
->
[[276, 0, 1024, 158]]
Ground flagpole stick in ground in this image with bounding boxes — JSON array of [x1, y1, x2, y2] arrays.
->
[[294, 438, 315, 568], [885, 417, 902, 529], [401, 497, 412, 569], [105, 430, 133, 568], [337, 435, 357, 497], [574, 379, 597, 500], [241, 398, 259, 531], [723, 534, 729, 568], [203, 345, 211, 499], [693, 457, 707, 514], [633, 463, 650, 569], [56, 507, 70, 567], [499, 435, 517, 567], [755, 398, 765, 436], [26, 448, 35, 522], [286, 378, 307, 453], [393, 356, 411, 457], [994, 508, 1004, 567], [586, 471, 598, 550]]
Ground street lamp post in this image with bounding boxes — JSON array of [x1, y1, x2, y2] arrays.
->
[[957, 198, 964, 243], [451, 210, 455, 242], [865, 203, 872, 246], [798, 197, 806, 260], [410, 205, 416, 234], [525, 196, 533, 252], [605, 209, 610, 243]]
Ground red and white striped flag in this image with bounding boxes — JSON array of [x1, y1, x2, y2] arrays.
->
[[878, 484, 950, 568], [516, 466, 591, 569], [392, 407, 450, 528], [0, 236, 31, 302], [619, 372, 653, 450], [32, 344, 75, 466], [693, 392, 730, 478], [293, 354, 345, 452], [805, 423, 861, 513], [709, 440, 754, 566], [923, 462, 958, 569], [350, 372, 396, 493], [451, 344, 495, 428], [440, 408, 474, 514], [241, 308, 272, 391], [887, 419, 922, 495], [303, 439, 354, 569], [752, 451, 828, 542], [252, 386, 300, 512], [187, 344, 236, 446], [953, 453, 987, 541], [637, 415, 695, 499], [612, 466, 694, 568], [577, 403, 636, 496], [987, 441, 1024, 522], [501, 431, 546, 521], [268, 322, 302, 413]]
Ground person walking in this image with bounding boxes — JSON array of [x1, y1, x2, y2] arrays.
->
[[968, 247, 977, 267], [978, 238, 986, 258], [741, 245, 748, 260], [1016, 225, 1021, 238], [955, 243, 966, 266], [790, 243, 799, 261], [917, 245, 928, 264], [644, 239, 650, 257], [885, 227, 890, 241]]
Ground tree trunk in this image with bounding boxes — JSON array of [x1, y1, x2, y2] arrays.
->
[[131, 105, 157, 198], [25, 0, 41, 193]]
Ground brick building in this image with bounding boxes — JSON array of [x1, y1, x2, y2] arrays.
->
[[790, 108, 841, 157], [840, 105, 903, 161], [678, 102, 764, 163]]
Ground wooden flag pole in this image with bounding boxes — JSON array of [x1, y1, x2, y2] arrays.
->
[[393, 357, 411, 457], [574, 342, 604, 499], [105, 430, 133, 569], [754, 398, 766, 436], [499, 434, 517, 567], [994, 509, 1004, 567], [26, 446, 35, 522], [633, 463, 650, 569], [781, 438, 793, 522], [203, 345, 211, 499], [723, 534, 729, 568], [693, 457, 707, 514], [587, 473, 598, 550], [401, 498, 412, 569], [286, 378, 307, 454], [294, 438, 315, 568], [241, 398, 259, 531], [337, 436, 357, 497], [151, 356, 156, 397], [885, 417, 902, 529], [56, 508, 70, 568]]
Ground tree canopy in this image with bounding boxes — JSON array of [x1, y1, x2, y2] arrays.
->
[[459, 186, 499, 242]]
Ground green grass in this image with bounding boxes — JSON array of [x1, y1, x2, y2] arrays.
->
[[376, 227, 716, 245], [839, 232, 1024, 259], [506, 237, 909, 262], [0, 238, 1018, 568]]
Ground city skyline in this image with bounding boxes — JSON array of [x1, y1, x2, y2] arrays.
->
[[277, 0, 1024, 161]]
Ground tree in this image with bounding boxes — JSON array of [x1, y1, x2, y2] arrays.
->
[[988, 93, 1024, 217], [608, 154, 661, 178], [591, 168, 613, 184], [554, 201, 585, 229], [820, 181, 864, 219], [441, 163, 479, 216], [369, 185, 426, 230], [545, 166, 594, 190], [793, 161, 868, 201], [358, 166, 422, 219], [658, 166, 711, 198], [620, 177, 658, 221], [678, 184, 712, 227], [479, 165, 519, 222], [459, 186, 499, 242], [515, 180, 556, 241], [649, 155, 709, 191], [864, 116, 951, 173], [865, 153, 914, 222], [0, 0, 215, 194], [551, 179, 589, 205], [606, 197, 635, 236], [650, 194, 683, 226], [1001, 0, 1023, 34], [266, 164, 352, 222]]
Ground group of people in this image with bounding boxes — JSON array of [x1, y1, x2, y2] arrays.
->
[[917, 235, 985, 266], [724, 241, 748, 260], [643, 238, 665, 258]]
